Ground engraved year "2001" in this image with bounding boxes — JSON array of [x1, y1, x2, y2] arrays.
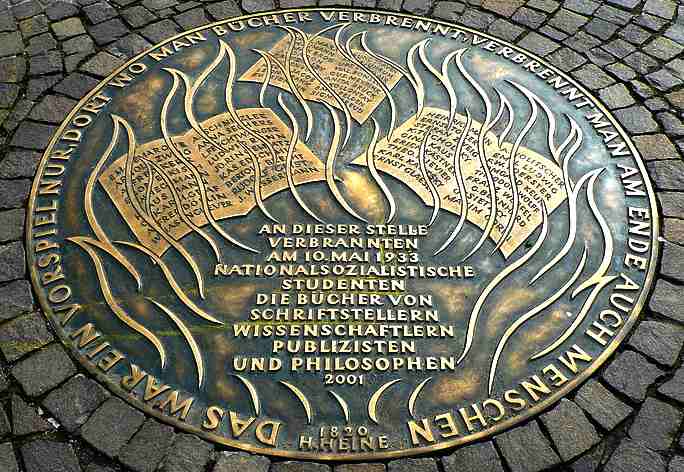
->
[[324, 374, 365, 385]]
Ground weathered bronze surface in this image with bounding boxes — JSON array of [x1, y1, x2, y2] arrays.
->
[[27, 9, 658, 460]]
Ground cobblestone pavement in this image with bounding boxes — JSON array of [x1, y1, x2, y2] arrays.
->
[[1, 0, 684, 471]]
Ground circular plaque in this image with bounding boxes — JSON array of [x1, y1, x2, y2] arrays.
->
[[27, 8, 659, 460]]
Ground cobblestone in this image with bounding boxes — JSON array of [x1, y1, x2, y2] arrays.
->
[[119, 419, 175, 472], [495, 421, 560, 472], [12, 344, 76, 396], [0, 443, 19, 472], [487, 18, 524, 41], [81, 397, 146, 457], [0, 312, 53, 361], [0, 241, 25, 282], [387, 459, 438, 472], [213, 452, 270, 471], [21, 439, 81, 472], [0, 56, 26, 83], [634, 134, 678, 161], [107, 33, 152, 57], [84, 1, 119, 24], [605, 439, 666, 472], [270, 462, 330, 472], [433, 2, 466, 20], [573, 63, 616, 89], [548, 47, 587, 71], [663, 218, 684, 245], [140, 19, 180, 43], [628, 320, 684, 366], [89, 18, 130, 45], [517, 32, 559, 56], [603, 350, 664, 401], [29, 50, 63, 76], [11, 395, 52, 436], [585, 17, 619, 39], [541, 399, 600, 461], [574, 379, 633, 431], [599, 83, 635, 109], [660, 366, 684, 402], [52, 17, 86, 39], [661, 241, 684, 281], [335, 465, 386, 472], [0, 279, 32, 323], [43, 374, 110, 432], [0, 208, 25, 243], [629, 397, 683, 451], [644, 0, 677, 19], [19, 14, 49, 38], [161, 433, 213, 472], [613, 105, 659, 133], [442, 441, 503, 472], [121, 6, 158, 27], [512, 7, 547, 29], [79, 51, 125, 76], [46, 1, 79, 20]]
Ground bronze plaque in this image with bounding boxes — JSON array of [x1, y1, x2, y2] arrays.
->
[[27, 9, 659, 460]]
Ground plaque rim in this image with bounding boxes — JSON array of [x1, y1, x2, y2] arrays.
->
[[25, 7, 661, 460]]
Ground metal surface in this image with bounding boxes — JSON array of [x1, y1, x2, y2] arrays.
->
[[26, 8, 659, 460]]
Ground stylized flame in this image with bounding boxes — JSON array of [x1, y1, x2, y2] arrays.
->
[[457, 200, 549, 365]]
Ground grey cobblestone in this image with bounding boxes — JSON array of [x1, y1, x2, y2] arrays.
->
[[495, 421, 560, 472], [12, 343, 76, 396], [84, 1, 119, 24], [335, 465, 386, 472], [46, 1, 79, 20], [628, 320, 684, 366], [541, 399, 600, 461], [660, 241, 684, 282], [659, 366, 684, 402], [663, 218, 684, 246], [633, 134, 678, 161], [605, 439, 666, 472], [212, 452, 269, 471], [10, 121, 57, 149], [658, 192, 684, 218], [0, 241, 26, 282], [11, 394, 52, 436], [0, 279, 33, 321], [161, 433, 213, 472], [599, 83, 635, 109], [517, 32, 559, 56], [270, 461, 330, 472], [0, 442, 19, 472], [43, 374, 110, 432], [81, 397, 146, 458], [388, 458, 438, 472], [0, 56, 26, 83], [603, 350, 664, 401], [119, 419, 175, 472], [79, 50, 125, 76], [442, 441, 503, 472], [0, 311, 53, 361], [629, 397, 683, 451], [433, 2, 466, 21], [21, 439, 82, 472], [52, 17, 87, 39], [28, 94, 78, 123], [613, 105, 659, 133], [54, 72, 101, 99], [649, 280, 684, 322]]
